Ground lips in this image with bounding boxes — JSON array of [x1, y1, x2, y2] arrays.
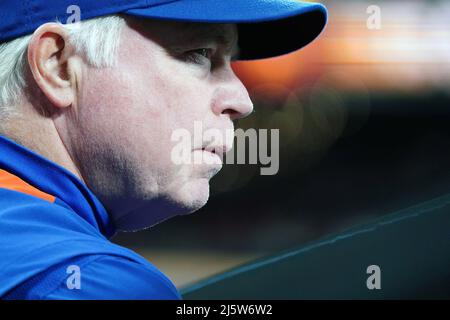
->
[[196, 143, 232, 159], [190, 148, 224, 168], [201, 147, 217, 156], [191, 123, 234, 160]]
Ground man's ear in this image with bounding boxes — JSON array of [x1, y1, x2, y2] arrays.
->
[[27, 23, 78, 109]]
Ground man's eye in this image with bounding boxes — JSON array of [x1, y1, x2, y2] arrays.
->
[[185, 48, 213, 64]]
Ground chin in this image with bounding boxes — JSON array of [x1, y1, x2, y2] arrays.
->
[[170, 178, 211, 215]]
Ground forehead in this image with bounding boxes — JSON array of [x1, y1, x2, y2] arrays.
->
[[127, 17, 239, 54], [178, 23, 237, 43]]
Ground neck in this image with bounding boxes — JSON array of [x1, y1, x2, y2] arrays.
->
[[1, 103, 85, 183]]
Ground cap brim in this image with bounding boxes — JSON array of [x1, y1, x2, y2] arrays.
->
[[124, 0, 327, 60]]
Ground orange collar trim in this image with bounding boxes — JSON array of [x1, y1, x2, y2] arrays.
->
[[0, 169, 55, 203]]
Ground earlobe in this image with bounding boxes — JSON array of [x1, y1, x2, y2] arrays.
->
[[27, 23, 76, 109]]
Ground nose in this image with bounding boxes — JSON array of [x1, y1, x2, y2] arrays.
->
[[211, 73, 254, 121]]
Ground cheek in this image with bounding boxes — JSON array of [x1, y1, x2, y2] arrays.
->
[[82, 76, 176, 185], [78, 70, 141, 144], [116, 36, 215, 138], [156, 77, 213, 133], [131, 70, 211, 156], [78, 56, 215, 185]]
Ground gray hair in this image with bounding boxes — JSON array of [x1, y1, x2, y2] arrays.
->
[[0, 15, 126, 118]]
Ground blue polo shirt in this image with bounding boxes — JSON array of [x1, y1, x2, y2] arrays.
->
[[0, 134, 181, 300]]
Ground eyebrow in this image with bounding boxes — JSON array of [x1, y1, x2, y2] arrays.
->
[[181, 24, 240, 59]]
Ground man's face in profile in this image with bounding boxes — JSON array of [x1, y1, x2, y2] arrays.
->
[[62, 17, 253, 230]]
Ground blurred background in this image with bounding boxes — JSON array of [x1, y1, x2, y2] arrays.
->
[[113, 0, 450, 289]]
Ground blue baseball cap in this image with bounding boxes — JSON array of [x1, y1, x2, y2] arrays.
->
[[0, 0, 327, 60]]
